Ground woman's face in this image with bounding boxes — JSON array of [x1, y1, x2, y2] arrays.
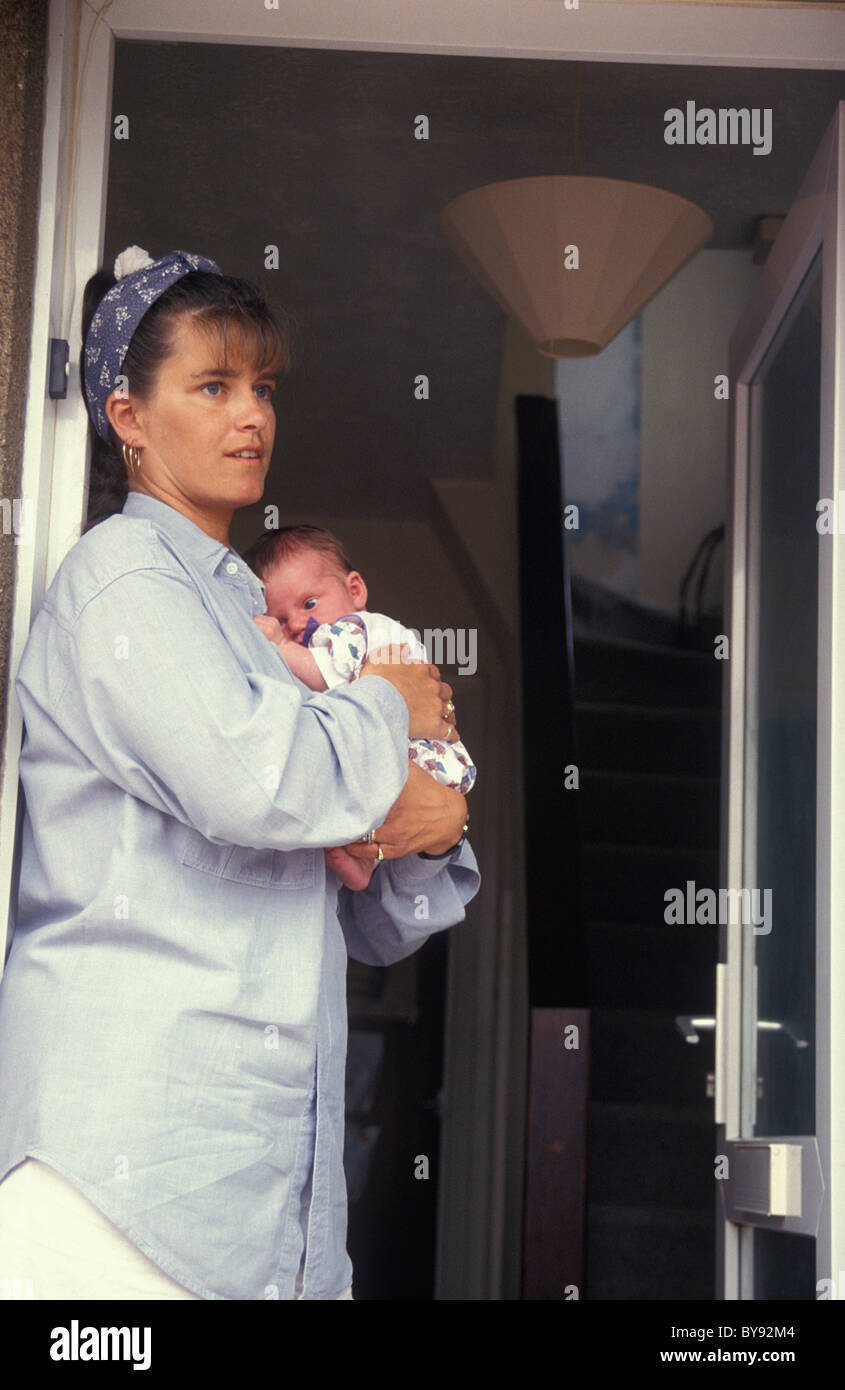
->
[[112, 315, 277, 527]]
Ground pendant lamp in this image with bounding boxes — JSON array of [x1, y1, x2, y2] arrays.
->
[[438, 69, 714, 357], [439, 175, 714, 358]]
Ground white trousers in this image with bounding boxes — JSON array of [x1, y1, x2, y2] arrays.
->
[[0, 1158, 352, 1300]]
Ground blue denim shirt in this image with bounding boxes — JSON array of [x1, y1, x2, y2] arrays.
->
[[0, 490, 480, 1300]]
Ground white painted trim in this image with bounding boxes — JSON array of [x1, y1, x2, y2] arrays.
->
[[741, 387, 762, 1139], [1, 1, 115, 968], [1, 0, 77, 967], [48, 3, 114, 583], [97, 0, 845, 68], [816, 101, 845, 1296], [716, 240, 752, 1300]]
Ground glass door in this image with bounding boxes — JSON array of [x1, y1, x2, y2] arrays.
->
[[717, 100, 844, 1301], [737, 249, 821, 1298], [718, 102, 845, 1300]]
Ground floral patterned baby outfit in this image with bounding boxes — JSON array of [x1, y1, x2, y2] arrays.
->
[[305, 610, 476, 796]]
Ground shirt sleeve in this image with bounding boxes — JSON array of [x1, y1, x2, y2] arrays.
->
[[336, 839, 481, 966], [30, 564, 411, 851]]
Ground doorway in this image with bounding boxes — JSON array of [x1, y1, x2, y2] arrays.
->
[[5, 0, 845, 1301]]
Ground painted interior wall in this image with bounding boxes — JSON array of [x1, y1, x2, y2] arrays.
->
[[638, 248, 762, 616], [429, 313, 554, 1298], [555, 317, 643, 601], [555, 248, 762, 620]]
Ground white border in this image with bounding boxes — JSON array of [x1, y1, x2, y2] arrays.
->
[[4, 0, 845, 1301]]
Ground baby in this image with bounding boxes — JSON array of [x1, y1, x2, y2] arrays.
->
[[244, 525, 476, 891]]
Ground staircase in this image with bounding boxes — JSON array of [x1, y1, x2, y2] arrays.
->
[[573, 618, 722, 1300]]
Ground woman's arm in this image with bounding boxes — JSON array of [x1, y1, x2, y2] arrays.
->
[[25, 559, 441, 853], [337, 835, 480, 966], [343, 763, 468, 859]]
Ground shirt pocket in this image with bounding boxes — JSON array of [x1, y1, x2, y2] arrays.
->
[[178, 827, 317, 890]]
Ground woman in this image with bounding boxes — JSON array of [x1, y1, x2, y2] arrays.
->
[[0, 247, 479, 1301]]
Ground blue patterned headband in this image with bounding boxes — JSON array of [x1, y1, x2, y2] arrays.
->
[[83, 245, 222, 441]]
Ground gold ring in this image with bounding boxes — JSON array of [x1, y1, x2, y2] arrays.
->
[[364, 828, 376, 844], [376, 845, 384, 862], [444, 725, 453, 739], [445, 700, 455, 716]]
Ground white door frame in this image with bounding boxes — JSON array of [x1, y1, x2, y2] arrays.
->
[[718, 101, 845, 1297], [4, 0, 845, 1300]]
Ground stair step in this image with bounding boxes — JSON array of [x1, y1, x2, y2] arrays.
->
[[571, 574, 722, 651], [578, 770, 720, 849], [589, 1008, 716, 1106], [575, 635, 722, 708], [586, 1203, 714, 1300], [582, 843, 719, 924], [567, 619, 723, 1301], [586, 921, 717, 1011], [587, 1102, 715, 1211], [575, 703, 721, 776]]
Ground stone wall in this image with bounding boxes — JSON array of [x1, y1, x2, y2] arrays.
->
[[0, 0, 48, 769]]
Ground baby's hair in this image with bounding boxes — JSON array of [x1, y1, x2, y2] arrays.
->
[[244, 525, 355, 581]]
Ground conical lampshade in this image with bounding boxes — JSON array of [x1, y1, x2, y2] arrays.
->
[[439, 176, 714, 357]]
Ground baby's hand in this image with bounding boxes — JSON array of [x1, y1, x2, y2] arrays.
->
[[253, 613, 285, 646], [254, 617, 327, 691], [324, 846, 375, 892]]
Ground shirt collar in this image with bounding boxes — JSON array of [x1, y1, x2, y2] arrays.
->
[[121, 491, 266, 593]]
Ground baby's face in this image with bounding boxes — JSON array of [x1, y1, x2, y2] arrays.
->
[[262, 549, 361, 642]]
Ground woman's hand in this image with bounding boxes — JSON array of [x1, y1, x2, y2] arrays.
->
[[343, 763, 467, 861], [359, 645, 459, 744]]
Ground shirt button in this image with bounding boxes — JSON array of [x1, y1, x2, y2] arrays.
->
[[225, 561, 239, 575]]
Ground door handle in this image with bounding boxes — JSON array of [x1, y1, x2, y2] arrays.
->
[[675, 1015, 809, 1048], [675, 1015, 715, 1043]]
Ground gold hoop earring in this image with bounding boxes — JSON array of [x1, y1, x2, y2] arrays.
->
[[122, 442, 142, 475]]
